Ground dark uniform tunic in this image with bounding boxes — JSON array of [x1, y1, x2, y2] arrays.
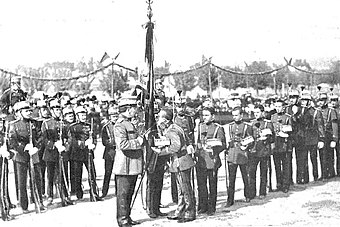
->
[[249, 118, 273, 198], [41, 117, 70, 200], [299, 106, 325, 182], [101, 120, 116, 197], [319, 106, 338, 179], [196, 122, 226, 213], [67, 121, 98, 199], [334, 107, 340, 175], [271, 112, 292, 191], [226, 120, 253, 206], [113, 116, 143, 227], [9, 119, 43, 210]]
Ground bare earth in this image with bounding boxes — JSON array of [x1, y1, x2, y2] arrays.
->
[[4, 142, 340, 227]]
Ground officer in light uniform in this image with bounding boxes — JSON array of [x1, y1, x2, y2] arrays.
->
[[113, 96, 144, 227], [329, 93, 340, 175]]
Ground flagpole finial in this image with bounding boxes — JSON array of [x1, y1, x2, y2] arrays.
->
[[147, 0, 153, 21]]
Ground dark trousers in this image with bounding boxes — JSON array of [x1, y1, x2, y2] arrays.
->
[[336, 143, 340, 176], [146, 156, 167, 215], [248, 156, 268, 199], [174, 169, 196, 219], [102, 159, 114, 197], [73, 160, 99, 199], [39, 160, 46, 196], [171, 173, 178, 203], [319, 139, 336, 179], [69, 160, 76, 195], [115, 175, 138, 226], [0, 158, 12, 208], [295, 145, 308, 184], [288, 151, 293, 184], [227, 162, 249, 205], [303, 145, 319, 182], [46, 160, 70, 199], [16, 161, 43, 210], [273, 152, 291, 190], [196, 166, 218, 212]]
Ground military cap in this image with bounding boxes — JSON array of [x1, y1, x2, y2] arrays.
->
[[36, 100, 48, 108], [62, 107, 74, 115], [300, 91, 312, 100], [118, 96, 138, 107], [318, 92, 328, 100], [329, 94, 339, 101], [11, 75, 21, 84], [74, 106, 87, 114], [49, 99, 61, 108], [108, 106, 119, 115], [288, 90, 299, 97], [13, 101, 31, 112]]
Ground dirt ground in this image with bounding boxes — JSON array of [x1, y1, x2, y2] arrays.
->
[[4, 142, 340, 227]]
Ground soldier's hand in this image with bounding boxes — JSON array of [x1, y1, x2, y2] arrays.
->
[[57, 145, 66, 153], [0, 146, 10, 159], [151, 147, 161, 154], [87, 143, 96, 150], [240, 145, 247, 151], [24, 143, 34, 152], [292, 105, 299, 114], [85, 139, 93, 147], [55, 140, 63, 149], [330, 141, 336, 148], [317, 141, 324, 149], [136, 136, 144, 145], [28, 147, 38, 156], [271, 143, 275, 150], [186, 144, 195, 154]]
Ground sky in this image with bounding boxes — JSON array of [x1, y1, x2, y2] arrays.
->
[[0, 0, 340, 74]]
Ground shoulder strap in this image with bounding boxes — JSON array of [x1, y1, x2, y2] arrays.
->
[[242, 123, 248, 138], [213, 124, 220, 138]]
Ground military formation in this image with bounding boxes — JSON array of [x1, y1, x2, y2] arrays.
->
[[1, 76, 340, 227]]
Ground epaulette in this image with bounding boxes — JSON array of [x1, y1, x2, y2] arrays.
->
[[69, 122, 78, 128], [244, 122, 252, 126], [102, 120, 112, 128], [285, 113, 292, 117], [116, 118, 124, 123], [11, 119, 20, 124], [250, 119, 256, 123], [264, 119, 271, 122], [213, 122, 222, 127]]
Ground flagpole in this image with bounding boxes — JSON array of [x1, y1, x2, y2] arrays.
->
[[111, 64, 114, 99]]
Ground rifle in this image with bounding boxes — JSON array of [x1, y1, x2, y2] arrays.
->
[[0, 120, 10, 220], [57, 120, 70, 204], [268, 155, 273, 192], [88, 118, 99, 201], [28, 120, 42, 213]]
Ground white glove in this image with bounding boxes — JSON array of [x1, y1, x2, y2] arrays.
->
[[24, 143, 34, 152], [57, 145, 66, 153], [271, 143, 275, 150], [240, 145, 247, 151], [0, 146, 10, 158], [85, 139, 93, 147], [317, 141, 324, 149], [136, 136, 144, 145], [55, 140, 63, 149], [151, 147, 162, 154], [278, 131, 289, 138], [292, 105, 299, 114], [330, 141, 336, 148], [87, 143, 95, 150], [28, 147, 38, 156], [186, 144, 195, 154]]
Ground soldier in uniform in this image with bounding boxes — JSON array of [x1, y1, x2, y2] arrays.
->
[[41, 99, 74, 206], [0, 76, 27, 117], [195, 106, 226, 215], [8, 101, 46, 213], [152, 108, 196, 223], [285, 90, 302, 185], [225, 106, 253, 207], [113, 96, 144, 227], [317, 92, 338, 179], [61, 107, 76, 197], [0, 118, 15, 221], [299, 92, 325, 182], [271, 99, 293, 193], [67, 106, 102, 201], [100, 105, 119, 198], [249, 104, 274, 199], [329, 94, 340, 176]]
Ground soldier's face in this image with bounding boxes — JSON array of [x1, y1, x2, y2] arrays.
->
[[77, 112, 87, 122], [157, 110, 169, 130], [109, 114, 118, 123], [330, 100, 338, 108], [52, 107, 62, 118], [20, 109, 32, 119], [64, 113, 74, 123], [202, 110, 214, 123], [40, 107, 50, 118], [232, 109, 242, 122], [300, 99, 310, 108], [274, 102, 284, 113], [254, 108, 263, 119], [127, 106, 137, 118], [289, 97, 298, 105]]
